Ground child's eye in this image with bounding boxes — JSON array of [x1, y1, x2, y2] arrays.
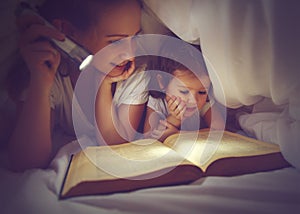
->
[[198, 91, 207, 95], [179, 90, 189, 95], [108, 39, 122, 44]]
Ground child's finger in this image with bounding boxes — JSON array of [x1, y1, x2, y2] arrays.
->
[[165, 95, 174, 102], [167, 96, 179, 111], [176, 100, 186, 113], [159, 120, 168, 127], [177, 106, 186, 118]]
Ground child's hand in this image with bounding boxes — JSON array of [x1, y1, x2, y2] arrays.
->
[[18, 14, 65, 87], [151, 119, 179, 142], [166, 95, 186, 120], [150, 120, 165, 139]]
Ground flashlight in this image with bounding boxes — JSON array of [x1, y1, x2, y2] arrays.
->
[[16, 1, 91, 68]]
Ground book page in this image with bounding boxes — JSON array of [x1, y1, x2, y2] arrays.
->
[[62, 139, 194, 196], [163, 131, 280, 172]]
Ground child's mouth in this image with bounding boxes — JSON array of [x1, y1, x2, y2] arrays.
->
[[185, 106, 198, 114]]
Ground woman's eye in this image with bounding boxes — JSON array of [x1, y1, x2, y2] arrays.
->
[[179, 90, 189, 95], [198, 91, 207, 95]]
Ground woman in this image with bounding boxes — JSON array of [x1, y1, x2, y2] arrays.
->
[[7, 0, 149, 171]]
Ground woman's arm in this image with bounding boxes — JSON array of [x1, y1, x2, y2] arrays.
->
[[95, 61, 146, 145], [95, 80, 146, 144], [9, 90, 55, 171], [8, 15, 64, 171]]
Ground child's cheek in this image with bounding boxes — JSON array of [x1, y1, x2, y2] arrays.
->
[[197, 99, 207, 110]]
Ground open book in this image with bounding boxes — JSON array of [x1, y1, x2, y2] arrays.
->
[[59, 131, 290, 199]]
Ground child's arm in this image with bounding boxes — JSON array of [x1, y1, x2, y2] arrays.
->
[[202, 105, 225, 130], [143, 106, 163, 138], [143, 106, 157, 134], [154, 120, 179, 142], [144, 107, 179, 141]]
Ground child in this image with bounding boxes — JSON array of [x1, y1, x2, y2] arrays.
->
[[7, 0, 149, 171], [144, 56, 225, 141]]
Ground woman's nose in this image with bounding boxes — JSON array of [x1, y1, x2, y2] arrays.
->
[[119, 52, 131, 61], [114, 39, 135, 62]]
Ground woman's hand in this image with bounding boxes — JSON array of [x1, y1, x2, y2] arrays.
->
[[17, 14, 65, 87], [103, 60, 136, 84]]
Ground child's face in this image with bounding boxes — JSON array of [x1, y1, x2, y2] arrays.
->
[[166, 70, 211, 118], [73, 0, 141, 76]]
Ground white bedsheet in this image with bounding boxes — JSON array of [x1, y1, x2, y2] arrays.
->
[[1, 139, 299, 214]]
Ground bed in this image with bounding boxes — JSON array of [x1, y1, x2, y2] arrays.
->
[[1, 139, 299, 214], [1, 1, 300, 213]]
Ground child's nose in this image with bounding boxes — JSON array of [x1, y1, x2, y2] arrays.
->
[[186, 92, 197, 104]]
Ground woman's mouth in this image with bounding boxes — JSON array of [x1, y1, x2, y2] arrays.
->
[[111, 60, 132, 71], [107, 60, 132, 77]]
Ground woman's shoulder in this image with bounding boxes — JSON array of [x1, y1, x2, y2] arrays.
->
[[128, 63, 149, 81]]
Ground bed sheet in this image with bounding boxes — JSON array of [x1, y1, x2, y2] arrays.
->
[[1, 139, 299, 214]]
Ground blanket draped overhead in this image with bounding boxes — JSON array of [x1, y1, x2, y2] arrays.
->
[[143, 0, 300, 169]]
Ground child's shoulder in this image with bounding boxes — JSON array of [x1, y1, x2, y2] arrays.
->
[[147, 96, 167, 114]]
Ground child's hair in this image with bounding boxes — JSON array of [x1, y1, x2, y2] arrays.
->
[[147, 38, 208, 99], [148, 57, 189, 99], [148, 56, 209, 99]]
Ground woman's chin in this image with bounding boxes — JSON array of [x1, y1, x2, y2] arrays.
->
[[107, 68, 124, 77]]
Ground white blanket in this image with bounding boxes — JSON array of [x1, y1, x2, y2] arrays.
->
[[143, 0, 300, 170], [1, 139, 300, 214]]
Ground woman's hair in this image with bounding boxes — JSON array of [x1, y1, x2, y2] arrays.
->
[[39, 0, 104, 32], [6, 0, 142, 100], [39, 0, 142, 31]]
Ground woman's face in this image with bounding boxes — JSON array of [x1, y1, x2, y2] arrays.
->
[[166, 70, 211, 118], [74, 0, 141, 76]]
